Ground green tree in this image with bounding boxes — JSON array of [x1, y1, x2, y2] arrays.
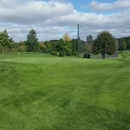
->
[[119, 42, 127, 51], [0, 29, 9, 54], [60, 33, 72, 57], [85, 42, 92, 53], [18, 45, 27, 52], [38, 41, 46, 52], [71, 39, 78, 55], [119, 36, 130, 50], [26, 29, 38, 52], [44, 41, 51, 53], [57, 39, 72, 57], [78, 39, 85, 54], [92, 31, 116, 59], [8, 38, 14, 53]]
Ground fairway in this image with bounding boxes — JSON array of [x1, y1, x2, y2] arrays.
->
[[0, 52, 130, 130]]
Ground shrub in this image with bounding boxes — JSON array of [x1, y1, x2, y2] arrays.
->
[[51, 51, 58, 56]]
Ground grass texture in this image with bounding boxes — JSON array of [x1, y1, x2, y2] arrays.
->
[[0, 51, 130, 130]]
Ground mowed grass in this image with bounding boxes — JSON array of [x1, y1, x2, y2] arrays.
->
[[0, 52, 130, 130]]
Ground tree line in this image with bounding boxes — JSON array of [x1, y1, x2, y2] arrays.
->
[[0, 29, 129, 58]]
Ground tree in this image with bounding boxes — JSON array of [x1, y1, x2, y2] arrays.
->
[[60, 33, 72, 56], [44, 41, 51, 52], [119, 42, 127, 51], [0, 29, 9, 54], [71, 39, 78, 55], [119, 36, 130, 50], [8, 38, 14, 53], [26, 29, 38, 52], [57, 39, 72, 57], [92, 31, 116, 59], [38, 41, 46, 52], [63, 33, 71, 42], [78, 39, 86, 54], [85, 42, 92, 53]]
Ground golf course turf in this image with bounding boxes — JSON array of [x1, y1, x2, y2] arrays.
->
[[0, 51, 130, 130]]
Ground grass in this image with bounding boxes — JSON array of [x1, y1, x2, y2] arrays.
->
[[0, 52, 130, 130]]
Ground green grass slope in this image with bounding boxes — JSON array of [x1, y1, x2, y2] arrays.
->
[[0, 52, 130, 130]]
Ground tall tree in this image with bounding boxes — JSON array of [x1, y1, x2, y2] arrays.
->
[[61, 33, 72, 56], [8, 38, 14, 53], [26, 29, 38, 52], [0, 29, 9, 54], [92, 31, 116, 59], [71, 39, 78, 55]]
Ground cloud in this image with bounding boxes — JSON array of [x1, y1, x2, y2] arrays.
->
[[0, 0, 73, 24], [0, 0, 130, 41], [89, 0, 130, 11]]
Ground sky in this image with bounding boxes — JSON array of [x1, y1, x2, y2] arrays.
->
[[0, 0, 130, 42]]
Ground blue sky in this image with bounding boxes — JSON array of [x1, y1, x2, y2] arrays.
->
[[45, 0, 119, 13], [0, 0, 130, 41], [65, 0, 111, 12]]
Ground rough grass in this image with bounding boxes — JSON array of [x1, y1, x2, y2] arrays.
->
[[0, 51, 130, 130]]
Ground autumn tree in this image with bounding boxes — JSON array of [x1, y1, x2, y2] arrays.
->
[[92, 31, 116, 59], [60, 33, 71, 56], [63, 33, 71, 42]]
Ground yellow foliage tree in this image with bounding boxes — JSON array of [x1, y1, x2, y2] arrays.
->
[[62, 33, 71, 42]]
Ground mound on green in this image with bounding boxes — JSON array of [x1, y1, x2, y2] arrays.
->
[[0, 51, 130, 130]]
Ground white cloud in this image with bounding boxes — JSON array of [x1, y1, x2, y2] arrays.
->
[[0, 0, 73, 24], [0, 0, 130, 41], [89, 0, 130, 11]]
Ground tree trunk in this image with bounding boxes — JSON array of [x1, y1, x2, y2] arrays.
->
[[3, 47, 5, 54], [103, 53, 105, 59], [101, 52, 105, 59]]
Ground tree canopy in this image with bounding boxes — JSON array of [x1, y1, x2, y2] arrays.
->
[[92, 31, 116, 59], [26, 29, 38, 52], [0, 29, 10, 54], [62, 33, 71, 42], [1, 28, 130, 57], [118, 36, 130, 50], [119, 42, 127, 51]]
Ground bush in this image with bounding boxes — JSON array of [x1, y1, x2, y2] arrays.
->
[[18, 45, 27, 52], [66, 51, 72, 56], [72, 52, 77, 56], [51, 51, 58, 56]]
